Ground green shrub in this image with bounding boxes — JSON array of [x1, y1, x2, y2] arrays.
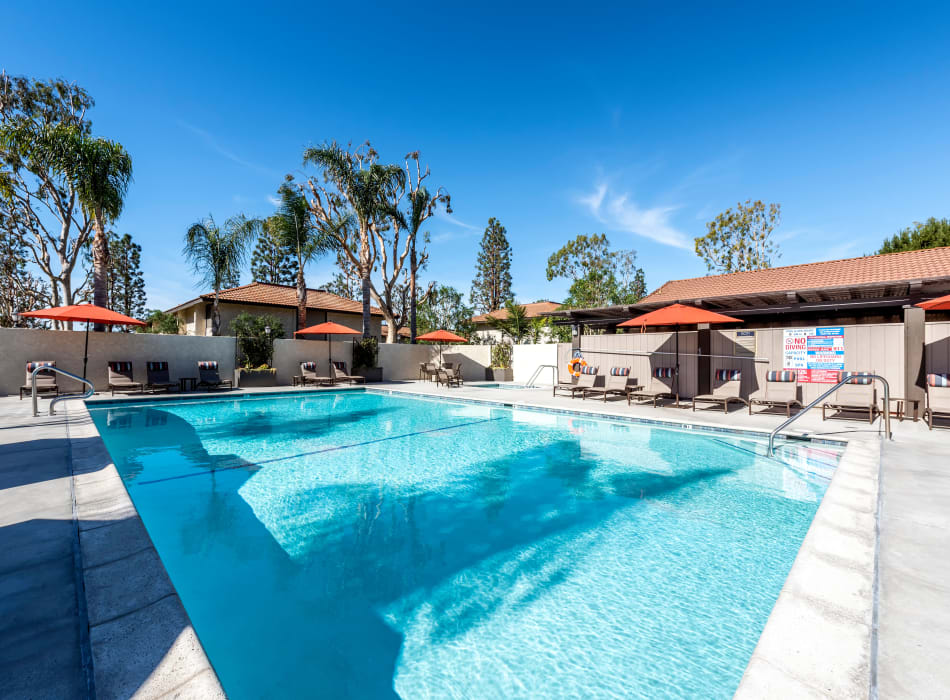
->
[[230, 312, 284, 368], [353, 337, 378, 371], [491, 343, 512, 369]]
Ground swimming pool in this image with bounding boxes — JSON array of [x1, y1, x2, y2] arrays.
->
[[472, 382, 536, 390], [88, 390, 838, 699]]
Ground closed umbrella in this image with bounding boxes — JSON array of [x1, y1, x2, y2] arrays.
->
[[618, 303, 742, 400], [294, 321, 361, 376], [19, 304, 146, 380], [415, 329, 468, 366]]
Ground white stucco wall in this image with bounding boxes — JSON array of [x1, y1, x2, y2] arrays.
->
[[511, 344, 559, 385], [377, 344, 491, 381]]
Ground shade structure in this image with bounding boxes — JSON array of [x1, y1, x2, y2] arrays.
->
[[19, 304, 146, 380], [617, 303, 742, 400], [294, 321, 361, 378], [415, 329, 468, 366], [916, 294, 950, 311]]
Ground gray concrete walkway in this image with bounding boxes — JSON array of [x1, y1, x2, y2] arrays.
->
[[0, 402, 89, 699], [877, 433, 950, 698]]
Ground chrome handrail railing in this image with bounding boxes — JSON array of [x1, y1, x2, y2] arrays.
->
[[32, 366, 95, 417], [526, 364, 558, 386], [767, 373, 891, 456]]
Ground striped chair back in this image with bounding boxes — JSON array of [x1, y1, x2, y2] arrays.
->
[[715, 368, 740, 382], [109, 361, 133, 373], [927, 373, 950, 388], [766, 370, 796, 382], [197, 361, 218, 370]]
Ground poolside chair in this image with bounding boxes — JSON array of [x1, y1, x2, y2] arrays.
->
[[582, 367, 641, 402], [452, 364, 464, 386], [692, 368, 748, 413], [822, 371, 877, 423], [145, 361, 176, 393], [423, 362, 439, 382], [332, 361, 365, 385], [749, 371, 802, 417], [436, 368, 461, 387], [108, 362, 144, 396], [300, 362, 331, 386], [924, 373, 950, 430], [553, 365, 599, 398], [197, 361, 233, 390], [19, 361, 59, 400], [628, 367, 678, 407]]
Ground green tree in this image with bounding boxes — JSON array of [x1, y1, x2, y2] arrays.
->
[[470, 217, 513, 313], [183, 214, 256, 335], [417, 284, 475, 336], [0, 74, 96, 321], [489, 299, 531, 344], [108, 233, 146, 320], [0, 224, 49, 326], [878, 217, 950, 254], [250, 215, 297, 285], [546, 234, 647, 308], [230, 312, 285, 368], [137, 309, 179, 334], [695, 200, 781, 274], [302, 141, 405, 338]]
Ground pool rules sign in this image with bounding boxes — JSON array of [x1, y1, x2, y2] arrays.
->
[[782, 326, 845, 383]]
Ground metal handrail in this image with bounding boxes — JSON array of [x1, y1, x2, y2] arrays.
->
[[767, 373, 891, 456], [32, 366, 95, 417], [526, 364, 558, 386]]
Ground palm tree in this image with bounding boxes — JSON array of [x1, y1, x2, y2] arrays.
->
[[489, 300, 531, 344], [72, 136, 133, 330], [183, 214, 257, 335], [302, 142, 405, 337], [406, 186, 430, 344], [273, 182, 338, 330]]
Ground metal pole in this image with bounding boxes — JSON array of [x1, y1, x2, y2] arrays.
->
[[82, 322, 90, 380]]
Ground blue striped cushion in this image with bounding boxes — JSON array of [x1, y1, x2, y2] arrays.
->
[[146, 361, 167, 371], [928, 373, 950, 388], [109, 361, 133, 372], [715, 369, 740, 381], [26, 361, 55, 372], [301, 362, 317, 371], [653, 367, 674, 379], [333, 361, 346, 370], [197, 361, 218, 370], [766, 370, 796, 382], [840, 371, 873, 385], [610, 367, 630, 376], [579, 365, 599, 375]]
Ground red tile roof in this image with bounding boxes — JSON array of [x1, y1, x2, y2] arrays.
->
[[641, 247, 950, 304], [169, 282, 382, 315], [472, 301, 563, 323]]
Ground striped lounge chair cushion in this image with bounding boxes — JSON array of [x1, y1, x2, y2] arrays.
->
[[333, 361, 346, 370], [197, 361, 218, 370], [301, 362, 317, 371], [146, 361, 167, 371], [653, 367, 674, 379], [579, 365, 599, 375], [766, 370, 796, 382], [610, 367, 630, 376], [839, 371, 873, 385], [109, 361, 133, 372], [715, 369, 740, 381], [927, 373, 950, 388], [26, 361, 56, 372]]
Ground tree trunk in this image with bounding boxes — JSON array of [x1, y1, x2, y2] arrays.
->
[[91, 209, 110, 331], [361, 276, 372, 338], [296, 261, 307, 331], [359, 226, 372, 338], [212, 290, 221, 336], [409, 242, 417, 344]]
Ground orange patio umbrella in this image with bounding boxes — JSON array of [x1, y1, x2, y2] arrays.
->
[[618, 303, 742, 398], [415, 329, 468, 365], [19, 303, 146, 380], [916, 294, 950, 311], [294, 321, 361, 373]]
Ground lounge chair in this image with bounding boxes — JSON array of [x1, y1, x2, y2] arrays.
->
[[300, 362, 331, 386], [553, 366, 598, 398], [145, 361, 176, 393], [436, 368, 461, 387], [19, 361, 59, 400], [822, 371, 877, 423], [749, 370, 802, 417], [924, 373, 950, 430], [332, 361, 365, 385], [552, 375, 577, 396], [628, 367, 678, 406], [108, 361, 144, 396], [692, 368, 748, 413], [583, 367, 641, 402], [197, 361, 233, 390]]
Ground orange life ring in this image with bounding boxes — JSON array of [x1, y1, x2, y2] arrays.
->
[[568, 357, 587, 377]]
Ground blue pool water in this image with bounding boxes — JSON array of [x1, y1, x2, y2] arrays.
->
[[88, 390, 838, 699], [473, 382, 535, 390]]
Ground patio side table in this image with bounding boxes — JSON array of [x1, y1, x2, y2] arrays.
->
[[179, 377, 197, 392], [882, 396, 919, 422]]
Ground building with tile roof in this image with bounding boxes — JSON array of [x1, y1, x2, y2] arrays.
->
[[471, 301, 562, 343]]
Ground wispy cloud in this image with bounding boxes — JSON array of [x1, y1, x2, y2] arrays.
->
[[267, 195, 281, 206], [578, 182, 692, 250], [435, 210, 480, 231], [178, 120, 281, 178]]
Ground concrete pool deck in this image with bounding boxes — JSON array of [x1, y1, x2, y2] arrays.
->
[[0, 381, 948, 698]]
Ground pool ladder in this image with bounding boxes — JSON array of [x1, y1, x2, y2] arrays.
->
[[526, 364, 558, 387], [767, 373, 891, 456], [31, 366, 95, 417]]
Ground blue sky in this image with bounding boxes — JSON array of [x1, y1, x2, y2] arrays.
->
[[6, 1, 949, 311]]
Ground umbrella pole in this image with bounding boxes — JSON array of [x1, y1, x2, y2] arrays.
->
[[82, 322, 90, 380], [674, 327, 680, 405]]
